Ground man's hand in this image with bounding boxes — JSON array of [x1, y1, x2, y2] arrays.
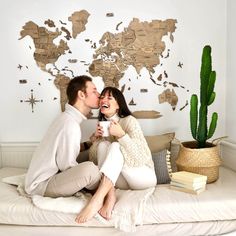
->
[[90, 123, 103, 142]]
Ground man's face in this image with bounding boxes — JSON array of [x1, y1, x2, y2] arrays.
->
[[84, 81, 100, 109]]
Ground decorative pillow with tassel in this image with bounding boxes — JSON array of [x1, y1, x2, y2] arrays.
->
[[145, 132, 175, 184], [152, 149, 172, 184]]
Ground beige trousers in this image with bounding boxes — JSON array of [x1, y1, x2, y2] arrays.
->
[[44, 161, 101, 197]]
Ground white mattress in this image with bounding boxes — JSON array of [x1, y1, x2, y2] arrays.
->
[[1, 167, 236, 236], [1, 221, 236, 236], [144, 166, 236, 224]]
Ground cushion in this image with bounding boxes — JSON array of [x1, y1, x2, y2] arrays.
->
[[152, 149, 172, 184], [76, 149, 89, 163], [169, 141, 180, 172], [145, 133, 175, 184], [145, 132, 175, 153], [2, 174, 26, 186]]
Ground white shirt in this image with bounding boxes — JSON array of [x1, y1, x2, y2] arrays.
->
[[25, 104, 87, 195]]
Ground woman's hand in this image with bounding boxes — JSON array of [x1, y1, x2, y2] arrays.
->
[[109, 120, 125, 138]]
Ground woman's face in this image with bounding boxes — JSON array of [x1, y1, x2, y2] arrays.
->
[[99, 91, 119, 117]]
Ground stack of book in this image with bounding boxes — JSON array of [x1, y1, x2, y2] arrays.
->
[[170, 171, 207, 195]]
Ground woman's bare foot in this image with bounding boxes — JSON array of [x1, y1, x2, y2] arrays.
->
[[75, 175, 113, 223], [99, 187, 116, 220]]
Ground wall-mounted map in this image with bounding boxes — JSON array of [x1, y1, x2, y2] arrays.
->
[[19, 9, 187, 118]]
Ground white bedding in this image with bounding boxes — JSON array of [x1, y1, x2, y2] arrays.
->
[[0, 167, 154, 232], [144, 166, 236, 224], [1, 167, 236, 235]]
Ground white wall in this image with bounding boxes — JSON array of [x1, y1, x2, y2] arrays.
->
[[0, 0, 226, 142], [226, 0, 236, 143]]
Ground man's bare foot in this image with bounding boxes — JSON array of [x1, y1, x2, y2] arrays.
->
[[75, 198, 103, 223], [75, 175, 113, 223], [99, 187, 116, 220]]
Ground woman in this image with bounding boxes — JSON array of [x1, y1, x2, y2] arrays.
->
[[88, 87, 157, 220]]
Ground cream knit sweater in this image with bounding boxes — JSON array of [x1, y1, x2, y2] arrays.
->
[[89, 115, 154, 168]]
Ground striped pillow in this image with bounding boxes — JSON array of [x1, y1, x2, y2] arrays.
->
[[152, 149, 172, 184]]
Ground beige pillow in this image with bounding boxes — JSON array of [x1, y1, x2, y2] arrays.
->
[[145, 132, 175, 153], [77, 149, 89, 163]]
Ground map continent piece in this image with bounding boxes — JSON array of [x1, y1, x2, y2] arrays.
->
[[68, 10, 90, 39], [158, 88, 178, 110], [54, 74, 71, 111], [19, 21, 69, 72], [89, 58, 127, 87]]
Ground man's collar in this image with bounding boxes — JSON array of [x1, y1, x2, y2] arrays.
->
[[65, 103, 87, 123]]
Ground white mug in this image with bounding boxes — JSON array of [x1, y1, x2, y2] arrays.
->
[[99, 121, 111, 137]]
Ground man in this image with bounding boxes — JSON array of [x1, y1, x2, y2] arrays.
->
[[26, 75, 116, 223], [25, 75, 101, 198]]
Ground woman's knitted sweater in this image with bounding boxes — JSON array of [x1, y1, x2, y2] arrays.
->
[[89, 115, 154, 168]]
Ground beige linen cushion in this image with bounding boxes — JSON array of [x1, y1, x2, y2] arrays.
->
[[145, 132, 175, 153]]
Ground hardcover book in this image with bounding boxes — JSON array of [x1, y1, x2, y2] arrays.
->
[[170, 180, 206, 190], [170, 185, 206, 195], [171, 171, 207, 184]]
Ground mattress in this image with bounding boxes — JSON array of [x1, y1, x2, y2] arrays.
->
[[1, 221, 236, 236], [1, 167, 236, 236], [144, 166, 236, 224]]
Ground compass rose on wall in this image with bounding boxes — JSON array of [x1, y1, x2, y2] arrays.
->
[[20, 89, 43, 112]]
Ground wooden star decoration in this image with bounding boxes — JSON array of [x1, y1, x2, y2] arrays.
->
[[20, 89, 43, 112]]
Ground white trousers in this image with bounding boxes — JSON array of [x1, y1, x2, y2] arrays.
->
[[97, 141, 157, 190]]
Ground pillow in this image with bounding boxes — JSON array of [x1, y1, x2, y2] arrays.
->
[[169, 140, 180, 172], [2, 174, 26, 186], [152, 149, 172, 184], [145, 132, 175, 153], [145, 132, 175, 184]]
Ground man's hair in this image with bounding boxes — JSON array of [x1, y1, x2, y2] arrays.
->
[[98, 87, 132, 121], [66, 75, 92, 105]]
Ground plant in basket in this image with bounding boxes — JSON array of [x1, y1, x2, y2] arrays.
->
[[176, 45, 221, 183]]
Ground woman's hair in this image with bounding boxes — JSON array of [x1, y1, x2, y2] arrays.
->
[[98, 87, 132, 121], [66, 75, 92, 105]]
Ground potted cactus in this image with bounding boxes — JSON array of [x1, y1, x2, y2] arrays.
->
[[176, 45, 221, 183]]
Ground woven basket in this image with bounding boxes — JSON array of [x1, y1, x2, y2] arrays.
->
[[176, 141, 222, 183]]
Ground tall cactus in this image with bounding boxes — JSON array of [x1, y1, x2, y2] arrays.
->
[[190, 45, 218, 148]]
